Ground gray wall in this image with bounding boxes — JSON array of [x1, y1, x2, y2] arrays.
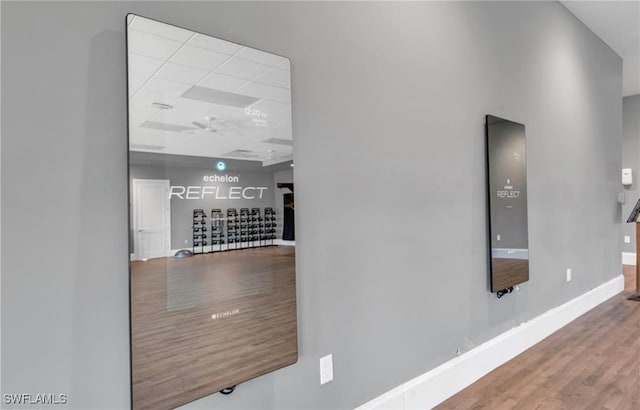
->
[[1, 2, 622, 410], [130, 164, 277, 249], [622, 94, 640, 254]]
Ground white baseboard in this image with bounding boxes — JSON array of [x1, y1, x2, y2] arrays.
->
[[274, 239, 295, 246], [132, 241, 295, 261], [622, 252, 636, 265], [166, 241, 294, 257], [355, 274, 624, 410]]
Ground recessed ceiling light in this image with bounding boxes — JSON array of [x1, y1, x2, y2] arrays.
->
[[150, 102, 173, 109]]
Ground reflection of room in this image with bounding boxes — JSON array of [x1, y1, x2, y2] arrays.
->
[[129, 152, 294, 260], [486, 115, 529, 293], [127, 15, 297, 410]]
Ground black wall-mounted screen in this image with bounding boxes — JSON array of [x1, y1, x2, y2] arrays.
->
[[486, 115, 529, 292]]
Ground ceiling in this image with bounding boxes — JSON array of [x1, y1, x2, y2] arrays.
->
[[127, 15, 293, 166], [560, 0, 640, 97], [130, 151, 293, 173]]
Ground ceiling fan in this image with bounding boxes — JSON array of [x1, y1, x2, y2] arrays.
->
[[191, 116, 226, 135]]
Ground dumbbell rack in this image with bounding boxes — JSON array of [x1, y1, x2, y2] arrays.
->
[[248, 208, 259, 247], [226, 208, 239, 250], [211, 208, 225, 252], [239, 208, 250, 248], [192, 209, 208, 254], [190, 207, 278, 256], [264, 207, 276, 246]]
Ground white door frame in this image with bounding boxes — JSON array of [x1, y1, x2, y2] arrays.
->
[[132, 179, 171, 260]]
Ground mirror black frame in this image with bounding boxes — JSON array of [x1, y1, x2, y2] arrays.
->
[[125, 14, 298, 409], [485, 115, 530, 294]]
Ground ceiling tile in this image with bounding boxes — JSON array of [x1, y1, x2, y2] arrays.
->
[[171, 98, 214, 114], [182, 86, 261, 108], [262, 137, 293, 146], [145, 78, 193, 94], [141, 121, 196, 132], [128, 30, 183, 61], [198, 73, 248, 92], [235, 47, 287, 66], [215, 57, 270, 80], [129, 53, 164, 78], [267, 88, 292, 104], [129, 101, 161, 127], [254, 67, 291, 88], [206, 103, 246, 119], [237, 81, 282, 99], [187, 33, 243, 55], [132, 78, 192, 104], [131, 88, 179, 105], [251, 99, 291, 117], [128, 72, 148, 94], [154, 62, 209, 84], [151, 100, 213, 127], [275, 59, 291, 71], [170, 45, 230, 71], [129, 16, 193, 42]]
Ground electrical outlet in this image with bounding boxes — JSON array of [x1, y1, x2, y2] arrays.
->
[[184, 239, 188, 244], [456, 347, 461, 356], [319, 354, 333, 385], [625, 235, 631, 244], [566, 268, 572, 282]]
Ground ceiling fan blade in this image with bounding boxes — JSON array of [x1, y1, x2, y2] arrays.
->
[[192, 121, 207, 129]]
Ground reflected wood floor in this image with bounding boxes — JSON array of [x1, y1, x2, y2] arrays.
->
[[131, 246, 297, 410], [492, 258, 529, 292], [437, 266, 640, 410]]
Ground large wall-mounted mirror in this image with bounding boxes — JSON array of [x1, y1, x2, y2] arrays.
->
[[486, 115, 529, 293], [127, 15, 297, 409]]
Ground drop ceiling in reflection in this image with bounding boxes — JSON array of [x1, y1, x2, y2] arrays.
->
[[127, 15, 292, 166]]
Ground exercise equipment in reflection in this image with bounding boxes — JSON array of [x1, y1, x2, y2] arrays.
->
[[211, 209, 225, 251], [239, 208, 250, 248], [226, 208, 239, 249], [174, 249, 193, 258], [190, 207, 280, 255], [264, 208, 276, 244], [192, 209, 208, 254]]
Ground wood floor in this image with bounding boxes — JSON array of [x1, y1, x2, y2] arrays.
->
[[131, 246, 297, 410], [492, 258, 529, 292], [437, 265, 640, 410]]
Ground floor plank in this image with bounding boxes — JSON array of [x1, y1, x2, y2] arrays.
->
[[131, 246, 297, 410], [436, 266, 640, 410]]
